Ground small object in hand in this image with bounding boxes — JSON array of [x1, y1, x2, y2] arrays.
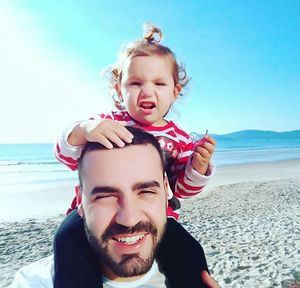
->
[[193, 130, 209, 150]]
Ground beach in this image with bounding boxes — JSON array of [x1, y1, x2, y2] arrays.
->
[[1, 159, 300, 287]]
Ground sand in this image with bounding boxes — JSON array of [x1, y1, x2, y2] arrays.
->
[[181, 178, 300, 287], [1, 159, 300, 287]]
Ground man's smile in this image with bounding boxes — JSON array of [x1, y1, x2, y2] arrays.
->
[[113, 233, 146, 245], [110, 233, 151, 256]]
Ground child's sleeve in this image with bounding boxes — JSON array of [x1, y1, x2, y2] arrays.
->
[[173, 141, 216, 200], [54, 113, 115, 171], [54, 121, 85, 171]]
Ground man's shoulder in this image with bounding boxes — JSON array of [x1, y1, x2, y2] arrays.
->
[[8, 255, 54, 288]]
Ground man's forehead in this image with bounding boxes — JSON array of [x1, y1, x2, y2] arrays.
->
[[80, 145, 165, 193], [82, 144, 163, 172]]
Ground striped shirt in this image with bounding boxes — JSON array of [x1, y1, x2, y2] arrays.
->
[[55, 111, 215, 219]]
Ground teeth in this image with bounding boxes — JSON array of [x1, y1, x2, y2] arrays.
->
[[141, 103, 155, 109], [116, 234, 145, 244]]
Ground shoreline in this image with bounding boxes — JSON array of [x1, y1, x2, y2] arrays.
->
[[1, 158, 299, 222], [204, 158, 300, 190]]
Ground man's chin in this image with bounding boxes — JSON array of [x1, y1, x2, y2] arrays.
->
[[111, 253, 154, 277], [84, 218, 167, 278]]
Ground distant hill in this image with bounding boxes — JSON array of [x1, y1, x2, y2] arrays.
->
[[191, 130, 300, 140]]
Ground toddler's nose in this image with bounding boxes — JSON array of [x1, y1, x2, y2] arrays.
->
[[140, 85, 153, 98]]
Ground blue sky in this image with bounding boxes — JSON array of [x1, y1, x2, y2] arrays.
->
[[1, 0, 299, 143]]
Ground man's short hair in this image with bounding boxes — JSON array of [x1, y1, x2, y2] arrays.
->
[[78, 126, 165, 188]]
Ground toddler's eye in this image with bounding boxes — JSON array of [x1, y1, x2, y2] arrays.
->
[[156, 82, 166, 86], [130, 82, 141, 86]]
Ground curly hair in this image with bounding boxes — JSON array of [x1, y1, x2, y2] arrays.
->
[[104, 23, 190, 110]]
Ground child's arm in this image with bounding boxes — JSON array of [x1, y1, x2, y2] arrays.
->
[[68, 118, 133, 149], [191, 135, 216, 175], [54, 114, 133, 170], [173, 135, 216, 199]]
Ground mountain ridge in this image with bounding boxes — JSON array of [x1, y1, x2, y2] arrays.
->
[[191, 130, 300, 140]]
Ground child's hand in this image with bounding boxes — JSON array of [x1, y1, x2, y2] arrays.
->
[[69, 119, 133, 149], [201, 271, 221, 288], [192, 135, 216, 175], [82, 119, 134, 149]]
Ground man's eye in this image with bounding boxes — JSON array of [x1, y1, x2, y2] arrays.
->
[[94, 195, 113, 201], [140, 190, 156, 196]]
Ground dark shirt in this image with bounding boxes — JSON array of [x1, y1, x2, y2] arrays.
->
[[54, 211, 209, 288]]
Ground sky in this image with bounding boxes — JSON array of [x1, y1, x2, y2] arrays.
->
[[0, 0, 299, 143]]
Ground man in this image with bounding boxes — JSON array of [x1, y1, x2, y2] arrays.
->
[[10, 127, 220, 288]]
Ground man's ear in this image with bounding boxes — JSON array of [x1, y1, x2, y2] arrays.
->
[[163, 173, 173, 201], [76, 185, 83, 218], [78, 204, 83, 218]]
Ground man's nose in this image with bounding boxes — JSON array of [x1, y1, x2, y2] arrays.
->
[[115, 197, 141, 227]]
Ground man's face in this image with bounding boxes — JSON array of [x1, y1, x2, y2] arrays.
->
[[78, 144, 168, 280]]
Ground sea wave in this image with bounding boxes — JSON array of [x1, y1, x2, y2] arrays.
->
[[216, 147, 300, 153], [0, 169, 70, 174], [0, 160, 59, 166], [214, 147, 300, 166], [0, 161, 70, 175]]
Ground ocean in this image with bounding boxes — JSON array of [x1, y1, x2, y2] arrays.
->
[[213, 138, 300, 165], [0, 144, 75, 196], [0, 139, 300, 196]]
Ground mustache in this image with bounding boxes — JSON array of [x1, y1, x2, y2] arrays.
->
[[102, 221, 158, 241]]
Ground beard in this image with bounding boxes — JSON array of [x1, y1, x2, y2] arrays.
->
[[84, 219, 166, 278]]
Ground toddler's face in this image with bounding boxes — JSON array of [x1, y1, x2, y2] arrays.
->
[[117, 54, 181, 127]]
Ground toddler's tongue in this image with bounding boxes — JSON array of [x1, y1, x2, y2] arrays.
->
[[140, 102, 156, 109]]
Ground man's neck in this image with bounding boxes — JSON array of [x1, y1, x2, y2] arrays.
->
[[102, 261, 163, 287], [101, 263, 145, 282]]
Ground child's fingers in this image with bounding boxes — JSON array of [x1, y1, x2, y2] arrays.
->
[[194, 142, 215, 157], [89, 120, 133, 146], [100, 120, 133, 143], [104, 130, 127, 148], [206, 135, 216, 146], [191, 150, 210, 175], [113, 124, 133, 143], [193, 135, 216, 151], [89, 133, 114, 149], [193, 148, 210, 162], [95, 124, 133, 148]]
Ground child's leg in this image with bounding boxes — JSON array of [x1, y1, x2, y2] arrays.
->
[[53, 209, 100, 288], [167, 196, 181, 220]]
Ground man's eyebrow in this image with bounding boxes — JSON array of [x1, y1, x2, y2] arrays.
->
[[133, 181, 161, 191], [89, 186, 120, 195]]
